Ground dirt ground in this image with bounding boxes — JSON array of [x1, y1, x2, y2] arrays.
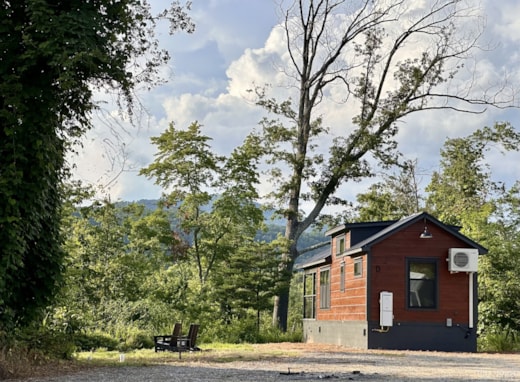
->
[[8, 343, 520, 381]]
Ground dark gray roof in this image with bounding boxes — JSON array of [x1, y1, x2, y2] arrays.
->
[[296, 247, 331, 270], [325, 220, 396, 236]]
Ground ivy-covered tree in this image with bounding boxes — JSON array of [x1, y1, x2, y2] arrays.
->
[[248, 0, 515, 330], [0, 1, 193, 328]]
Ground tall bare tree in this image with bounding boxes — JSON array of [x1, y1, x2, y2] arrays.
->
[[251, 0, 515, 330]]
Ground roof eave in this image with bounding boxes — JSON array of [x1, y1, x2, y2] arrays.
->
[[344, 247, 365, 256], [324, 224, 346, 237]]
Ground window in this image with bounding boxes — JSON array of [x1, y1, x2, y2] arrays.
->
[[320, 268, 331, 309], [336, 236, 345, 255], [408, 259, 437, 309], [303, 272, 316, 318], [340, 262, 345, 292], [354, 257, 363, 277]]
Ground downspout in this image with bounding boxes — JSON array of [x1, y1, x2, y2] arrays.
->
[[365, 249, 371, 344], [469, 272, 474, 329]]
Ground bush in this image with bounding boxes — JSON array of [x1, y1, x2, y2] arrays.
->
[[119, 329, 154, 351], [257, 326, 302, 343], [201, 318, 259, 344], [32, 332, 77, 360], [478, 329, 520, 352], [73, 332, 119, 351], [12, 327, 76, 360]]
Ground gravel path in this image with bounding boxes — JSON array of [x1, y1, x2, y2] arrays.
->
[[10, 344, 520, 381]]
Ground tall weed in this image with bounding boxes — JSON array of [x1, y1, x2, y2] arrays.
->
[[479, 329, 520, 352]]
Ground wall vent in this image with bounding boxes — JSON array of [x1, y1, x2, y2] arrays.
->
[[448, 248, 479, 272]]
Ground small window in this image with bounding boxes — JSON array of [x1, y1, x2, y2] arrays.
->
[[408, 259, 437, 309], [303, 272, 316, 319], [336, 236, 345, 255], [340, 262, 345, 292], [319, 268, 331, 309], [354, 257, 363, 277]]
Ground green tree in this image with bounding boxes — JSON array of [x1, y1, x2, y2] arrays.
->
[[0, 0, 193, 328], [426, 122, 520, 232], [140, 123, 270, 274], [250, 0, 512, 330], [479, 183, 520, 336], [215, 239, 287, 332], [140, 122, 226, 286]]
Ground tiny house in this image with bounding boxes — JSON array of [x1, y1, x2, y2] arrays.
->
[[300, 212, 486, 352]]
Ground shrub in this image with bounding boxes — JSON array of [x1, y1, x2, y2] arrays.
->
[[119, 329, 154, 351], [257, 326, 303, 344], [73, 332, 119, 351], [478, 328, 520, 352]]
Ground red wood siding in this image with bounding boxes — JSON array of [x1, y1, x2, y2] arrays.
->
[[369, 221, 474, 325], [317, 253, 367, 321]]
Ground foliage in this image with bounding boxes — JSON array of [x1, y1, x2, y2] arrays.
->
[[51, 197, 188, 340], [40, 121, 302, 350], [73, 332, 120, 352], [426, 122, 520, 228], [478, 328, 520, 353], [0, 0, 193, 329], [478, 183, 520, 335], [214, 238, 289, 330], [140, 121, 288, 338]]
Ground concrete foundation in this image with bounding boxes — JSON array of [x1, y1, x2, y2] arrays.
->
[[303, 320, 368, 349]]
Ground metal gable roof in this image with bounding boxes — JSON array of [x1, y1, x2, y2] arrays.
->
[[344, 211, 488, 256], [296, 247, 331, 270]]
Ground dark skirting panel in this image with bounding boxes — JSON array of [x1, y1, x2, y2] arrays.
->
[[368, 321, 477, 352]]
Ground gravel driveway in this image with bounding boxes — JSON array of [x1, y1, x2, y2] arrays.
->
[[10, 344, 520, 381]]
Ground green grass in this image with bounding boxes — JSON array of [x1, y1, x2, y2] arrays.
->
[[73, 343, 299, 367]]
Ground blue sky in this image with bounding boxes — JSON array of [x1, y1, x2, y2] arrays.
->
[[71, 0, 520, 211]]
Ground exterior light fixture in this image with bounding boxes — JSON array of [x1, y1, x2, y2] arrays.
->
[[420, 219, 433, 239]]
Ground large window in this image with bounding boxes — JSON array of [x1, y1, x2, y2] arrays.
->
[[320, 268, 331, 309], [408, 259, 437, 309], [303, 272, 316, 318]]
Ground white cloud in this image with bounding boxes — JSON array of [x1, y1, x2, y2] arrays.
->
[[72, 0, 520, 209]]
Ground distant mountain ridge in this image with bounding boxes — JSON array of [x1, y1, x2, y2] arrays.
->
[[121, 199, 329, 267]]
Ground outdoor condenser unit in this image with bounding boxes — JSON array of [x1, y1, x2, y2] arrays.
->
[[448, 248, 479, 272]]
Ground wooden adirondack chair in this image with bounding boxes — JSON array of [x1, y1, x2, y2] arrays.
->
[[154, 322, 182, 353], [183, 323, 201, 351], [154, 323, 201, 359]]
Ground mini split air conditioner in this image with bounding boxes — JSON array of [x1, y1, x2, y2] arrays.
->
[[448, 248, 479, 272]]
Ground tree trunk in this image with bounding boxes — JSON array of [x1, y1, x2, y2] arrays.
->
[[273, 240, 298, 331]]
